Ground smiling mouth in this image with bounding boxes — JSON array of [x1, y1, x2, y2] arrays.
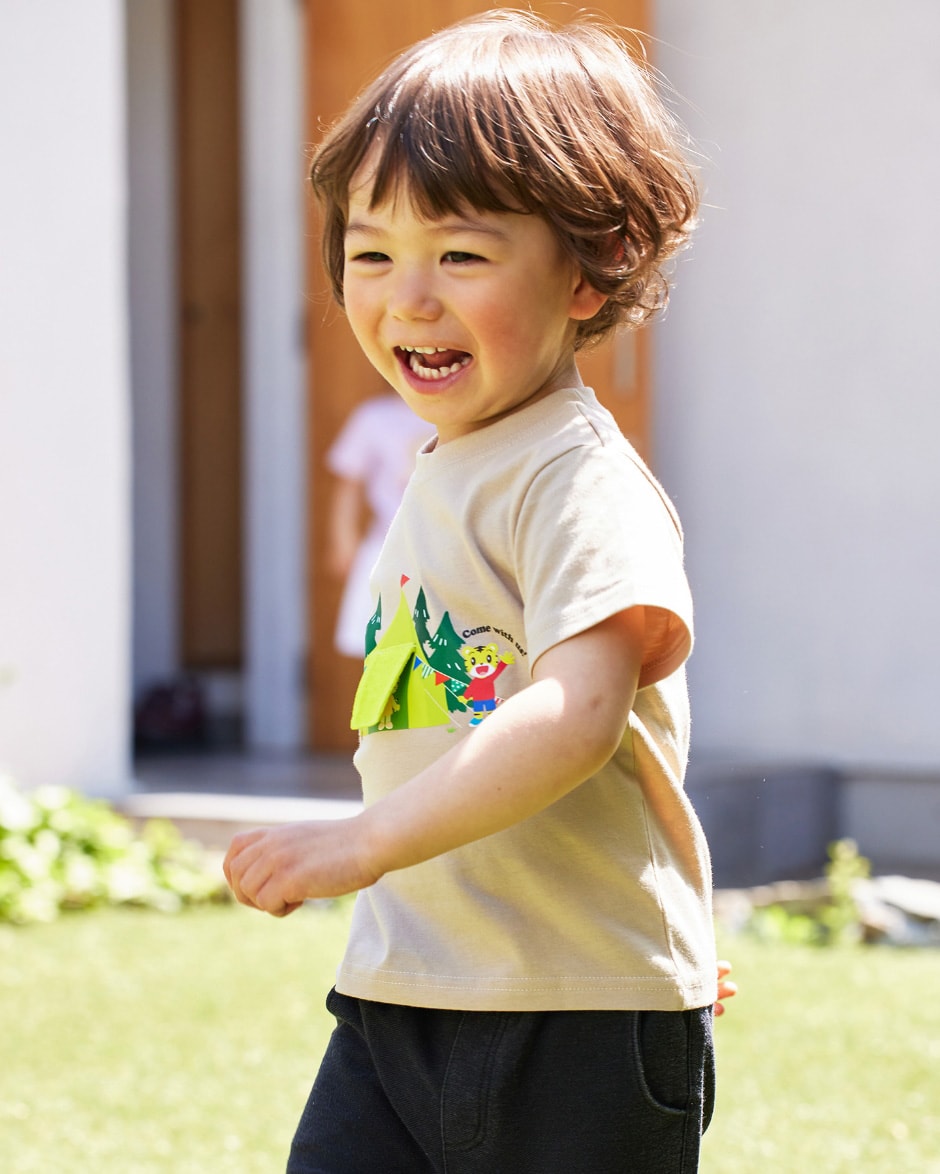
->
[[396, 345, 472, 381]]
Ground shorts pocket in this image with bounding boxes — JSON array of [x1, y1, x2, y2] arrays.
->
[[633, 1010, 693, 1116], [441, 1011, 513, 1151]]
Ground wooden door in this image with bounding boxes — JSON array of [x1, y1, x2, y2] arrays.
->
[[303, 0, 649, 750], [176, 0, 244, 671]]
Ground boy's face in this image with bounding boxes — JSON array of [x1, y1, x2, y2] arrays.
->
[[342, 174, 605, 444]]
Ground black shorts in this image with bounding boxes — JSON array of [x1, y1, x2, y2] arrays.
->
[[287, 988, 715, 1174]]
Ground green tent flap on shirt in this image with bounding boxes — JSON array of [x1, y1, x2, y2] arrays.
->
[[349, 643, 415, 730]]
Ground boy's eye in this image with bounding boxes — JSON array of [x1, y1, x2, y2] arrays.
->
[[442, 251, 483, 264], [349, 251, 390, 263]]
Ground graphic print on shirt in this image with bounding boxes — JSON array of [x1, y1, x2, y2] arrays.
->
[[349, 577, 519, 735], [459, 643, 515, 726]]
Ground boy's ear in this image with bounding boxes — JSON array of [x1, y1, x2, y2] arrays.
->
[[568, 274, 608, 322]]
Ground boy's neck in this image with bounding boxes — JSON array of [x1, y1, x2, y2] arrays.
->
[[433, 363, 586, 446]]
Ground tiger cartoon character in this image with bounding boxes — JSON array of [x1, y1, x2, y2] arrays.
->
[[459, 643, 515, 726]]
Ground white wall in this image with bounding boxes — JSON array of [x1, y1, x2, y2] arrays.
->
[[0, 0, 131, 794], [654, 1, 940, 771], [127, 0, 178, 699], [240, 0, 308, 751]]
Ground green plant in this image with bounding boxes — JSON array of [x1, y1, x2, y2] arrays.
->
[[748, 902, 824, 946], [0, 773, 228, 924], [820, 836, 870, 945], [746, 839, 872, 948]]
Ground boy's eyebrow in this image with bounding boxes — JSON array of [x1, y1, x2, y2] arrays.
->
[[345, 218, 513, 242]]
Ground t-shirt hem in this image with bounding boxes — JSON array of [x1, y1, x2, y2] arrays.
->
[[335, 968, 718, 1012]]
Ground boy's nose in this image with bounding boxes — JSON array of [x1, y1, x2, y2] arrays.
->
[[389, 273, 442, 322]]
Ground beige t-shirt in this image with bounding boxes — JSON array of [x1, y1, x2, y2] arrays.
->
[[338, 386, 717, 1012]]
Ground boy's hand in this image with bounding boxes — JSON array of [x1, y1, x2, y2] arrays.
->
[[225, 609, 647, 916], [713, 959, 738, 1016], [223, 817, 378, 917]]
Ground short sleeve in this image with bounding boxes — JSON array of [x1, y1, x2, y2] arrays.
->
[[515, 446, 693, 688]]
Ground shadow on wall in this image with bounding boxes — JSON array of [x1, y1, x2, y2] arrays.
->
[[687, 762, 841, 889]]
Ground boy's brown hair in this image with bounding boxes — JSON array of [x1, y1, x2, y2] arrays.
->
[[310, 9, 698, 347]]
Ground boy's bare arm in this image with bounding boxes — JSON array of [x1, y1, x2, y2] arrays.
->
[[224, 607, 645, 916]]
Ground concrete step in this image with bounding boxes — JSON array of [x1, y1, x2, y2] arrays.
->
[[118, 790, 363, 851], [121, 753, 363, 848]]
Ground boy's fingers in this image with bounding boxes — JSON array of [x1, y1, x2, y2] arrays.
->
[[714, 959, 738, 1019], [223, 828, 275, 909], [716, 979, 738, 1003], [223, 828, 269, 883], [270, 901, 304, 918], [226, 827, 269, 863]]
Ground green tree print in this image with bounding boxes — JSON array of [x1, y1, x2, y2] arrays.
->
[[364, 596, 382, 658], [427, 610, 471, 713]]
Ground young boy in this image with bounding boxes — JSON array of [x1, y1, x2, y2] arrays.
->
[[225, 11, 720, 1171]]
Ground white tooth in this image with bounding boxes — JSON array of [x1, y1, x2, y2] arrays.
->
[[410, 353, 432, 378], [407, 350, 470, 379], [410, 354, 432, 379]]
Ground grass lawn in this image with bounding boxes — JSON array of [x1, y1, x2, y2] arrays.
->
[[0, 902, 351, 1174], [703, 934, 940, 1173], [1, 905, 939, 1173]]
